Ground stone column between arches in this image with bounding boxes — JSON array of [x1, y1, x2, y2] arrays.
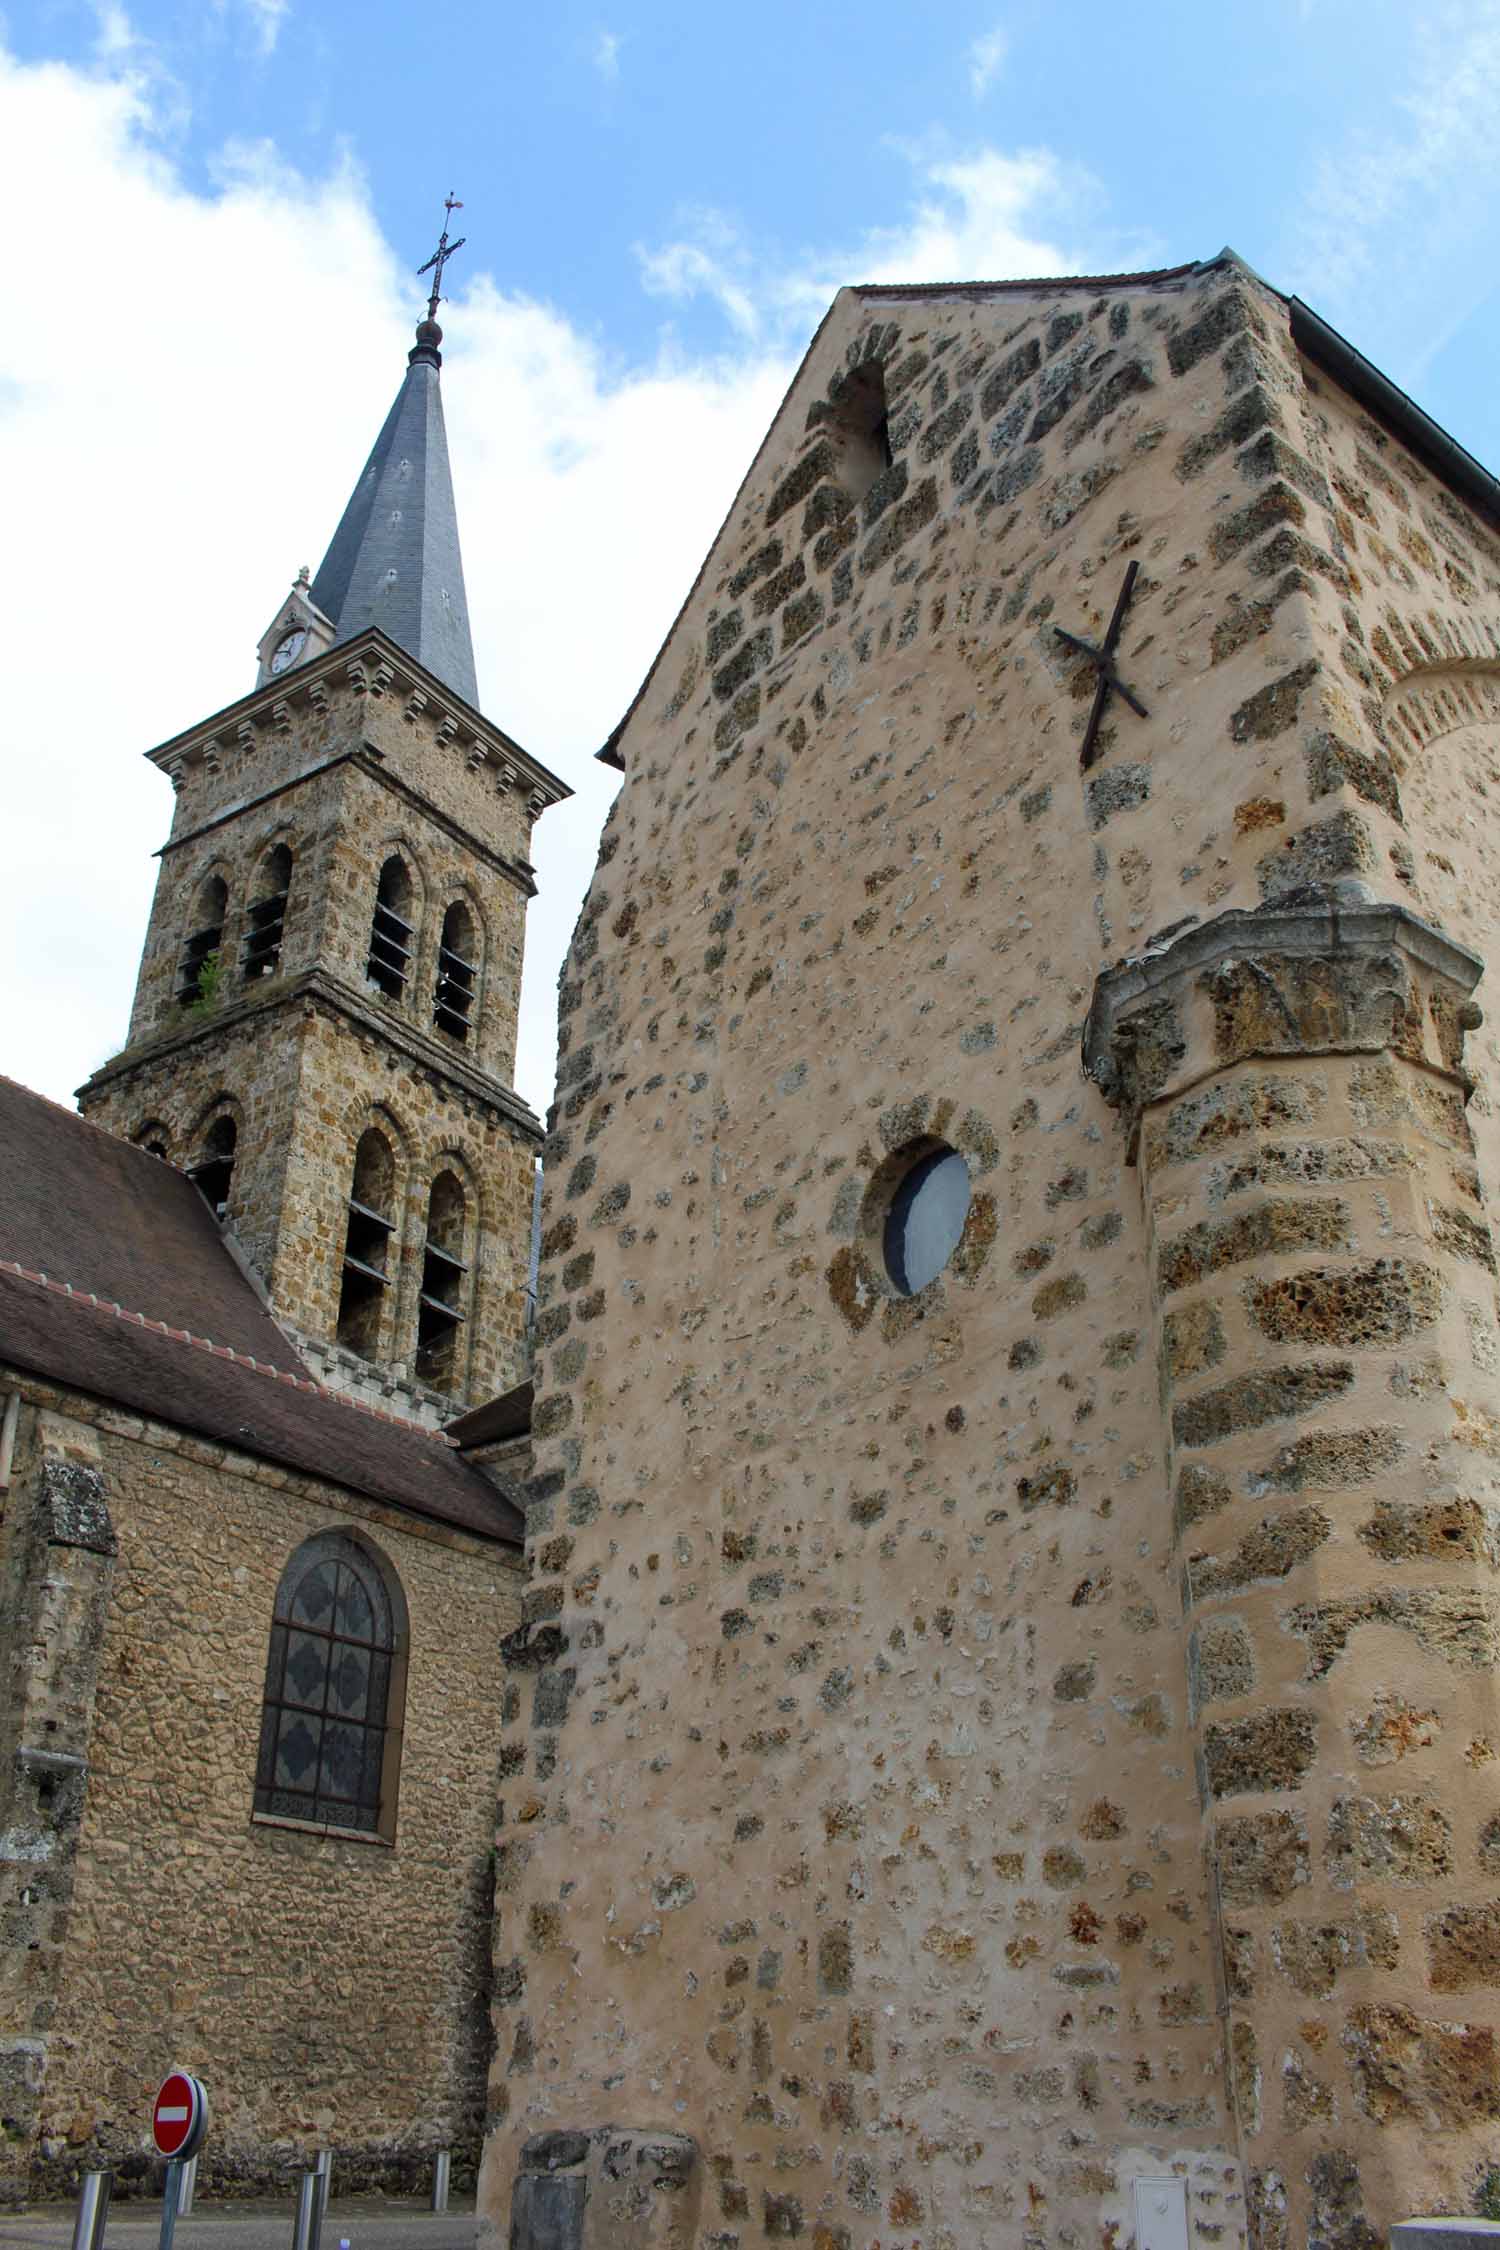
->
[[1086, 898, 1500, 2248]]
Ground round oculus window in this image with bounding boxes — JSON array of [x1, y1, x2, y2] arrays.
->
[[882, 1145, 972, 1297]]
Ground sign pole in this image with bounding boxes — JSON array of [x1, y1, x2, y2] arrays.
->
[[150, 2070, 209, 2250], [158, 2157, 181, 2250]]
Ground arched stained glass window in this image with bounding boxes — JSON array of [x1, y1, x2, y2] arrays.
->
[[254, 1532, 403, 1835]]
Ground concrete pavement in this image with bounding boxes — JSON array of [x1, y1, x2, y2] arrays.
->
[[0, 2200, 477, 2250]]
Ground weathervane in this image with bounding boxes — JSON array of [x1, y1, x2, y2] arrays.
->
[[418, 193, 467, 323], [1054, 559, 1149, 770]]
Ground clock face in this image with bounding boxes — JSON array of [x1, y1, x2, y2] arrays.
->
[[270, 627, 308, 675]]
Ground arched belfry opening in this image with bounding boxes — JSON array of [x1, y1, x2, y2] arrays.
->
[[336, 1127, 397, 1360], [178, 874, 228, 1005], [189, 1114, 238, 1218], [434, 900, 478, 1041], [416, 1169, 469, 1393], [367, 856, 415, 1001], [243, 843, 294, 981]]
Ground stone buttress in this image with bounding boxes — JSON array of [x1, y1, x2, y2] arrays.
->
[[1089, 898, 1500, 2240]]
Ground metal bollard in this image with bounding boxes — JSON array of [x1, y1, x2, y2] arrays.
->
[[432, 2148, 451, 2214], [291, 2170, 320, 2250], [177, 2155, 198, 2217], [312, 2148, 332, 2250], [71, 2168, 112, 2250]]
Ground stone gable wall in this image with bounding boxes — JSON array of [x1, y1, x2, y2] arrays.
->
[[0, 1373, 524, 2202], [480, 260, 1500, 2250]]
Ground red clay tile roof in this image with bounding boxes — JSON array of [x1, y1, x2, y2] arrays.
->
[[0, 1077, 521, 1545]]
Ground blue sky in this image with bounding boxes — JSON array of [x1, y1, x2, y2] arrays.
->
[[3, 0, 1500, 1114]]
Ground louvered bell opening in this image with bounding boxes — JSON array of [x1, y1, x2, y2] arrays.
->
[[188, 1153, 235, 1216], [367, 902, 413, 999], [177, 922, 224, 1004], [433, 944, 476, 1039], [336, 1199, 393, 1358], [415, 1235, 466, 1391], [242, 890, 289, 978]]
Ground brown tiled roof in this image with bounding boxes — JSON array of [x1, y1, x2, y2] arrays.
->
[[0, 1078, 521, 1545], [446, 1378, 533, 1448], [0, 1073, 297, 1363]]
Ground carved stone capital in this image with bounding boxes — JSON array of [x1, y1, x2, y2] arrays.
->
[[1084, 897, 1483, 1138]]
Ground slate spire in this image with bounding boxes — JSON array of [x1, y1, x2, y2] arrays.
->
[[309, 313, 480, 707]]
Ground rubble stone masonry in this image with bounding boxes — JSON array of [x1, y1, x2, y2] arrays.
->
[[477, 257, 1500, 2249], [79, 636, 563, 1414], [0, 1373, 524, 2199]]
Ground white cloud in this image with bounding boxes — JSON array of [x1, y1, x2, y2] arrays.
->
[[92, 2, 135, 60], [637, 213, 763, 337], [1284, 0, 1500, 384], [0, 38, 1109, 1124], [0, 41, 785, 1120], [241, 0, 290, 57], [640, 144, 1113, 346], [592, 28, 621, 78], [967, 24, 1008, 98], [206, 0, 290, 58]]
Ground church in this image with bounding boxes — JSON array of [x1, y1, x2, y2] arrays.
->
[[0, 291, 564, 2200], [5, 243, 1500, 2250]]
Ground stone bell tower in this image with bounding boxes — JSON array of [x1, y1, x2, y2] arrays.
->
[[79, 295, 569, 1420]]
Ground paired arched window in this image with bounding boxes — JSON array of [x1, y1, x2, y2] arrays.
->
[[336, 1127, 396, 1359], [190, 1114, 238, 1218], [178, 874, 228, 1005], [433, 900, 477, 1041], [254, 1532, 405, 1837], [415, 1170, 469, 1394], [134, 1121, 171, 1160], [367, 855, 415, 1000], [243, 843, 294, 980]]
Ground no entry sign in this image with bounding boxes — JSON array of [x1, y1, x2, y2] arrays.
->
[[152, 2072, 209, 2161]]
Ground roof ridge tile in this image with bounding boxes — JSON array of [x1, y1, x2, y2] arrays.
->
[[0, 1258, 450, 1445]]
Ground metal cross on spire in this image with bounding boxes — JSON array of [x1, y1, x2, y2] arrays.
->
[[417, 194, 467, 323]]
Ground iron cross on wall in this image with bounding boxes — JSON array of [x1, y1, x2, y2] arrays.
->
[[1054, 559, 1148, 770]]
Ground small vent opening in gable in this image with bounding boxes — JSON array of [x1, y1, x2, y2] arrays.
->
[[827, 361, 892, 507]]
